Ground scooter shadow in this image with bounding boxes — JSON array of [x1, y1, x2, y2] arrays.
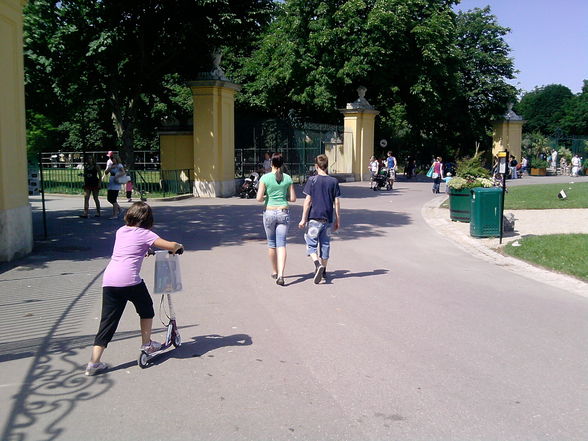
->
[[148, 333, 253, 367]]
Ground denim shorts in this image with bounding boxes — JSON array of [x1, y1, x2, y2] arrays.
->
[[263, 209, 289, 248], [304, 219, 332, 260]]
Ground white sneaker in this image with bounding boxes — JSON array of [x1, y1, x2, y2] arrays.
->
[[85, 361, 108, 376], [141, 340, 162, 354]]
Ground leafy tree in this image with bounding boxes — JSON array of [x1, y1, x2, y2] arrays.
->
[[515, 84, 574, 135], [559, 80, 588, 136], [24, 0, 274, 166], [449, 7, 517, 155], [235, 1, 516, 161]]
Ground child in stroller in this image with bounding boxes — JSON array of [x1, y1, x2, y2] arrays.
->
[[240, 172, 260, 198], [372, 167, 391, 191]]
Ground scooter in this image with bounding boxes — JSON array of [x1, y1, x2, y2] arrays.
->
[[138, 248, 183, 368]]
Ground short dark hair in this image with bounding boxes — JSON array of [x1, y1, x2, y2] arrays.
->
[[315, 154, 328, 171], [124, 201, 154, 229]]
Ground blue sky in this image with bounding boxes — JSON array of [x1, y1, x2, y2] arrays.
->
[[454, 0, 588, 94]]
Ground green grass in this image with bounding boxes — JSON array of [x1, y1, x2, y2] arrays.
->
[[504, 234, 588, 280], [505, 182, 588, 209]]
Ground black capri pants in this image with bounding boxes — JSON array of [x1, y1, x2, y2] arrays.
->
[[94, 281, 154, 347], [107, 189, 119, 204]]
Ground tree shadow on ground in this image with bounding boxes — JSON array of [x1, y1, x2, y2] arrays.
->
[[2, 197, 412, 273]]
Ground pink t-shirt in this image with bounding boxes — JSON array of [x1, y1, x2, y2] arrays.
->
[[102, 226, 160, 287]]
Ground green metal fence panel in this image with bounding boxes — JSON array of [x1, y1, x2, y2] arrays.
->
[[38, 167, 193, 198]]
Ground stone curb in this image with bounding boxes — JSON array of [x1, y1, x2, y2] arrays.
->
[[421, 196, 588, 298]]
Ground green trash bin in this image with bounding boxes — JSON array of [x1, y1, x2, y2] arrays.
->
[[448, 188, 472, 222], [470, 187, 503, 237]]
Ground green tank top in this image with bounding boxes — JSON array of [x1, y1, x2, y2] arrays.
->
[[260, 172, 292, 207]]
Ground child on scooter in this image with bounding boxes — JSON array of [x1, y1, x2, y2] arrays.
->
[[85, 201, 183, 376]]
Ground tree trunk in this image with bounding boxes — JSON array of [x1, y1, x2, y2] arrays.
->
[[110, 95, 136, 168]]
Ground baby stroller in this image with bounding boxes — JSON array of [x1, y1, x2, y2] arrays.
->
[[239, 172, 259, 198], [372, 170, 391, 191]]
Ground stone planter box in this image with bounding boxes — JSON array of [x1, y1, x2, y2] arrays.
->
[[448, 188, 472, 222]]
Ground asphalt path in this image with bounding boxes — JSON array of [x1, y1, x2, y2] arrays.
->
[[1, 177, 587, 441]]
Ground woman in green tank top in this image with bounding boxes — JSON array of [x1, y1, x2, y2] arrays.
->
[[256, 153, 296, 286]]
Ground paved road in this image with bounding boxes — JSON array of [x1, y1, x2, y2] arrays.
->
[[1, 177, 587, 441]]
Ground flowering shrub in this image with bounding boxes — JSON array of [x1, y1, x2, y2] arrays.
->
[[447, 176, 493, 190]]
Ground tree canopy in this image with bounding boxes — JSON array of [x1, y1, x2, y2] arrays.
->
[[233, 2, 517, 160], [24, 0, 274, 165], [25, 0, 525, 163]]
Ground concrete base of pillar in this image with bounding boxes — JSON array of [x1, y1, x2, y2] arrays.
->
[[193, 179, 236, 198], [353, 172, 372, 182], [331, 173, 356, 183], [0, 203, 33, 262]]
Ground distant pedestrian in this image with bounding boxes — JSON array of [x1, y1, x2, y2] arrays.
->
[[104, 154, 125, 219], [386, 151, 397, 189], [79, 155, 101, 218], [551, 149, 558, 169], [298, 154, 341, 284], [443, 172, 453, 193], [257, 153, 296, 286], [571, 154, 581, 177], [509, 155, 518, 179], [431, 157, 444, 194], [85, 202, 183, 376], [262, 152, 272, 174], [126, 178, 133, 202], [369, 156, 379, 188], [521, 157, 528, 176]]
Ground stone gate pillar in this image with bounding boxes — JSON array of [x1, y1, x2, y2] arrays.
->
[[492, 104, 525, 160], [0, 0, 33, 261], [339, 87, 379, 182], [188, 60, 240, 198]]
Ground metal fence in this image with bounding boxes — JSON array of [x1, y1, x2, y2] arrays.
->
[[235, 117, 343, 182], [38, 167, 193, 199], [40, 151, 160, 170]]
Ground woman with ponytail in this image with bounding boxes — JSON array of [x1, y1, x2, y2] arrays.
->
[[256, 153, 296, 286]]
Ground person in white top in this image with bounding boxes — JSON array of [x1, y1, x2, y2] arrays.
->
[[551, 150, 558, 169], [571, 154, 581, 177]]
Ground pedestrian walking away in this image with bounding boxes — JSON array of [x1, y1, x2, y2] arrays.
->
[[298, 154, 341, 284], [257, 153, 296, 286], [85, 202, 183, 376], [104, 153, 125, 219], [79, 155, 101, 218], [431, 156, 444, 194]]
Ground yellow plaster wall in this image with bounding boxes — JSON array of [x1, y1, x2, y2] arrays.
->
[[0, 0, 33, 261], [159, 134, 194, 170], [341, 110, 378, 181], [0, 0, 28, 211], [492, 120, 524, 160], [190, 82, 238, 197]]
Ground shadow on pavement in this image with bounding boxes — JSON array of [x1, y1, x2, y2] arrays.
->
[[1, 272, 113, 441], [286, 269, 389, 286], [147, 333, 253, 367], [3, 199, 413, 274]]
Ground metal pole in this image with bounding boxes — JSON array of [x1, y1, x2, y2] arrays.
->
[[499, 149, 508, 245], [38, 152, 48, 239]]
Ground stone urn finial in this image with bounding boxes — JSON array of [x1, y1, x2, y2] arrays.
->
[[347, 85, 373, 109], [196, 48, 229, 81]]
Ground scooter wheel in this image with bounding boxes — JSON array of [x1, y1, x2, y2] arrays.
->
[[173, 333, 182, 348], [138, 351, 149, 369]]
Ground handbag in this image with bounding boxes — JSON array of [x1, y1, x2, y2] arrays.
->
[[426, 165, 434, 178], [154, 251, 183, 294], [116, 175, 131, 184], [432, 172, 439, 179]]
